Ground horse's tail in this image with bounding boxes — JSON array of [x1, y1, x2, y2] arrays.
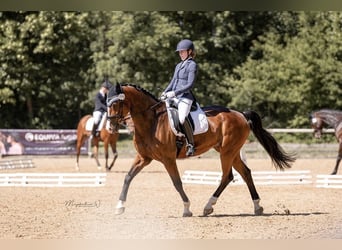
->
[[242, 110, 296, 170]]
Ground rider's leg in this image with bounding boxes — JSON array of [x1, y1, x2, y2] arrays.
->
[[92, 111, 102, 137], [178, 98, 195, 156]]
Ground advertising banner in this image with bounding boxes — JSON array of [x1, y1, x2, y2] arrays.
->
[[0, 129, 88, 156]]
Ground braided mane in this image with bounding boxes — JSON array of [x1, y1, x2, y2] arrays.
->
[[121, 83, 159, 102]]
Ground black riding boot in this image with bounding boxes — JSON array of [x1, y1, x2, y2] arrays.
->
[[92, 123, 99, 137], [182, 118, 195, 157]]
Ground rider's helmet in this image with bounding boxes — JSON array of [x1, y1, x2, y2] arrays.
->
[[101, 80, 112, 90], [175, 39, 195, 52]]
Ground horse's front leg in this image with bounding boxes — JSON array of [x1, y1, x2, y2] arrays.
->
[[115, 155, 152, 215], [331, 144, 341, 175], [103, 141, 110, 171], [331, 157, 341, 175], [107, 141, 118, 171], [92, 138, 101, 170], [164, 160, 192, 217]]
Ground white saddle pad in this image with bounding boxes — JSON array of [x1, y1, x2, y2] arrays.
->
[[166, 103, 209, 137], [85, 113, 109, 131]]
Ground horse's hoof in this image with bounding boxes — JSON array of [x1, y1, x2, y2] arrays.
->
[[183, 211, 193, 217], [255, 206, 264, 215], [115, 207, 125, 215], [203, 208, 214, 216]]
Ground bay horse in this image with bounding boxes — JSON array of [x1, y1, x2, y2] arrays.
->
[[107, 83, 295, 217], [75, 114, 133, 171], [310, 109, 342, 175]]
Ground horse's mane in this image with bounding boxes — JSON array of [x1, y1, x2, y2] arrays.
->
[[121, 83, 159, 102]]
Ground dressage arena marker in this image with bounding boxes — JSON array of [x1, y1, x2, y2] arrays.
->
[[0, 158, 35, 170], [181, 170, 313, 186], [0, 173, 106, 187], [316, 175, 342, 189]]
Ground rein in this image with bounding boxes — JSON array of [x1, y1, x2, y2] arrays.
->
[[108, 97, 163, 120]]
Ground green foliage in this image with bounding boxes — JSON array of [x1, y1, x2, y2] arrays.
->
[[0, 11, 340, 132], [0, 11, 99, 128], [229, 11, 342, 128]]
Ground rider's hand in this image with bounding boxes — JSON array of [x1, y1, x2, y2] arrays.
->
[[160, 92, 167, 101], [165, 91, 175, 98], [160, 91, 175, 101]]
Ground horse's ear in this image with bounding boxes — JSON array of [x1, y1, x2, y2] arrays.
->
[[115, 83, 122, 94]]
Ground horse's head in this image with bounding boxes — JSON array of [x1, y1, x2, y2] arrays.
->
[[107, 83, 130, 132], [310, 112, 323, 139]]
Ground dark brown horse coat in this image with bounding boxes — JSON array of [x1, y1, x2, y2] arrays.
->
[[311, 109, 342, 175]]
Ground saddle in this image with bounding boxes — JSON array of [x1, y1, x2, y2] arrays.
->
[[165, 101, 209, 137], [85, 112, 109, 132]]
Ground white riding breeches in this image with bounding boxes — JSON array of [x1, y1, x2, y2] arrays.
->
[[93, 111, 103, 125], [172, 97, 193, 124]]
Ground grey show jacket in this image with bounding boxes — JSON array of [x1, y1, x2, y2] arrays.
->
[[164, 58, 197, 101]]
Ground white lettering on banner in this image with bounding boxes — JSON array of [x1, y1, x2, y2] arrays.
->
[[1, 129, 87, 156], [35, 134, 60, 141], [61, 134, 77, 140], [25, 133, 73, 142]]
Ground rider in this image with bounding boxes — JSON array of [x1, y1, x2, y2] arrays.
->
[[161, 39, 197, 157], [92, 80, 112, 137]]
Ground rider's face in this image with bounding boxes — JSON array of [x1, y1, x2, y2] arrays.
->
[[178, 50, 189, 61]]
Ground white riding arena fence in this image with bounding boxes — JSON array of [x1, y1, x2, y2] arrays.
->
[[0, 173, 106, 187], [0, 158, 35, 170], [182, 170, 313, 186], [182, 170, 342, 188], [316, 175, 342, 189]]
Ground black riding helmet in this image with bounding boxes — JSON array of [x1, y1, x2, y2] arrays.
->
[[101, 81, 112, 90], [175, 39, 195, 52]]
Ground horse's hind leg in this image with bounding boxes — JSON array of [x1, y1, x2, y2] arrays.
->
[[233, 155, 263, 215], [203, 168, 234, 216], [203, 153, 234, 216]]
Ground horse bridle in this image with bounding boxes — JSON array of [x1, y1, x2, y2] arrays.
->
[[107, 93, 126, 132], [106, 85, 165, 132]]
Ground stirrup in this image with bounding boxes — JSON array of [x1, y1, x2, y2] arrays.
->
[[186, 144, 195, 157]]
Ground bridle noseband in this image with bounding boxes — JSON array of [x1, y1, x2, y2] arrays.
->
[[107, 93, 126, 131]]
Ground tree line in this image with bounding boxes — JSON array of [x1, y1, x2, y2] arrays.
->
[[0, 11, 341, 129]]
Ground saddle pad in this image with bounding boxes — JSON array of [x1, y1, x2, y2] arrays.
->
[[85, 113, 108, 131], [166, 103, 209, 136], [85, 117, 94, 131]]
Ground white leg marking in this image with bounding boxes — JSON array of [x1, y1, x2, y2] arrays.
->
[[203, 196, 218, 216], [115, 200, 125, 215], [183, 201, 193, 217], [253, 199, 264, 215]]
